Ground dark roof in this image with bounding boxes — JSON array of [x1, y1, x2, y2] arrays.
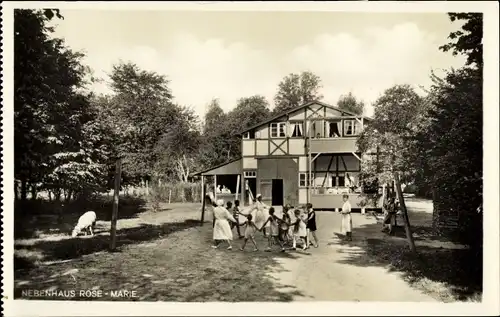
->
[[237, 100, 371, 135], [191, 157, 242, 176]]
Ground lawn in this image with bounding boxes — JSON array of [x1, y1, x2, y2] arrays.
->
[[14, 199, 303, 301]]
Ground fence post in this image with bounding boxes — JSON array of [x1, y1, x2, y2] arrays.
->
[[110, 158, 122, 251], [200, 183, 207, 226]]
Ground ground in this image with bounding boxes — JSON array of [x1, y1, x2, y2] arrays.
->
[[14, 197, 482, 302]]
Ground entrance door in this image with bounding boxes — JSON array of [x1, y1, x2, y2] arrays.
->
[[271, 179, 284, 206]]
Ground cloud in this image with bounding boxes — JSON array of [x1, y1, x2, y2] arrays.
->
[[81, 22, 465, 118]]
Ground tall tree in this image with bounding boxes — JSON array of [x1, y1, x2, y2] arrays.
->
[[337, 92, 365, 115], [440, 13, 483, 68], [273, 71, 323, 114], [418, 12, 483, 254], [14, 9, 96, 201], [200, 99, 229, 167], [358, 85, 426, 253]]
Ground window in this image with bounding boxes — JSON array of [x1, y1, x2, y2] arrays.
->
[[270, 122, 286, 138], [331, 173, 346, 187], [299, 173, 314, 187], [289, 121, 304, 137], [244, 171, 256, 178], [328, 121, 342, 138], [343, 119, 362, 136]]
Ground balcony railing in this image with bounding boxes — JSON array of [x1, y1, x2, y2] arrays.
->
[[309, 137, 358, 153]]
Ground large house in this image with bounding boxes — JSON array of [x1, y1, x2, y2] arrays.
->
[[194, 100, 383, 211]]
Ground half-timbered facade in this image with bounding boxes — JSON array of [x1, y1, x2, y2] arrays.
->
[[195, 100, 383, 210]]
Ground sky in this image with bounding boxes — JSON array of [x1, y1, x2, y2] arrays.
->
[[50, 10, 467, 118]]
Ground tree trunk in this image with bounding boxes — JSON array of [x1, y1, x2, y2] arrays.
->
[[145, 179, 149, 196], [393, 171, 417, 254], [20, 179, 28, 201], [14, 180, 19, 201], [30, 184, 37, 201]]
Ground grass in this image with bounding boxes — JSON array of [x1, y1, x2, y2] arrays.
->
[[334, 199, 482, 302], [14, 201, 304, 301]]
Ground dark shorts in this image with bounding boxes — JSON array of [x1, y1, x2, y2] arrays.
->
[[307, 221, 317, 231]]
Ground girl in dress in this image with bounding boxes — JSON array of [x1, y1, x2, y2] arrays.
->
[[239, 214, 260, 252], [279, 212, 291, 246], [232, 200, 244, 239], [292, 209, 308, 251], [306, 203, 319, 248], [261, 207, 285, 252], [253, 194, 270, 237], [212, 199, 237, 250]]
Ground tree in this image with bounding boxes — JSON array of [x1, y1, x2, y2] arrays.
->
[[14, 9, 97, 201], [273, 71, 323, 114], [440, 13, 483, 68], [337, 92, 365, 115], [199, 99, 229, 168], [358, 84, 426, 253], [200, 95, 272, 169]]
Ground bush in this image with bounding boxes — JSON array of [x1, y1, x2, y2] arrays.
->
[[149, 182, 202, 204]]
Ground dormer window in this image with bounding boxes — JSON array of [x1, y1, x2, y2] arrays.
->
[[270, 122, 286, 138]]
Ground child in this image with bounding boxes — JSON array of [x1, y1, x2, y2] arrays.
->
[[239, 214, 260, 252], [306, 203, 319, 248], [341, 194, 353, 241], [382, 197, 396, 235], [262, 207, 285, 252], [232, 200, 244, 239], [279, 212, 291, 246], [292, 209, 308, 250]]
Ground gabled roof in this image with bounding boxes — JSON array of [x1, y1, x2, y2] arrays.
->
[[238, 100, 371, 135], [192, 158, 242, 176]]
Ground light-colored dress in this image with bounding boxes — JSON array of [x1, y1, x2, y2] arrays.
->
[[287, 209, 297, 237], [253, 201, 269, 229], [213, 206, 236, 240], [341, 201, 353, 233], [294, 213, 307, 237], [244, 221, 257, 239], [269, 216, 279, 236]]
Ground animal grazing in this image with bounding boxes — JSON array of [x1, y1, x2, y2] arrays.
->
[[72, 211, 97, 237]]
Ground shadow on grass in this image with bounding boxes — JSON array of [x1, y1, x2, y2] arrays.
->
[[15, 219, 201, 268], [14, 196, 148, 239], [14, 222, 308, 302], [330, 219, 482, 302]]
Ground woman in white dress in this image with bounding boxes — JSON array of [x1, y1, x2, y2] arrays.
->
[[253, 194, 270, 237], [212, 199, 237, 250], [341, 194, 353, 241]]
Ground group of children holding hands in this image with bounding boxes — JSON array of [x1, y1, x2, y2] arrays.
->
[[210, 193, 319, 252], [210, 193, 355, 251]]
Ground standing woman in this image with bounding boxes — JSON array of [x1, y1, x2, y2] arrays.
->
[[212, 199, 237, 250], [254, 194, 270, 237], [306, 203, 319, 248], [341, 194, 353, 241]]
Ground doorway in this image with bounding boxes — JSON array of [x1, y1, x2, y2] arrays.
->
[[271, 179, 284, 206]]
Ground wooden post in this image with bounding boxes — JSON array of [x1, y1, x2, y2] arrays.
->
[[168, 190, 171, 204], [200, 182, 206, 226], [235, 174, 240, 201], [110, 158, 122, 251], [214, 175, 218, 201], [200, 175, 205, 203], [394, 172, 417, 254]]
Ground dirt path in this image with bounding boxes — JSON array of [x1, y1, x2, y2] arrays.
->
[[268, 211, 437, 301]]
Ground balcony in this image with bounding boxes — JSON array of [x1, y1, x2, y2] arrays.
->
[[310, 137, 358, 153]]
